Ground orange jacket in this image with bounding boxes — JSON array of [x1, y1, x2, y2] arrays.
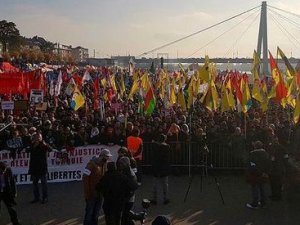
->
[[127, 136, 143, 160]]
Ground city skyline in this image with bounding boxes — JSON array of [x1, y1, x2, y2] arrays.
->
[[1, 0, 300, 58]]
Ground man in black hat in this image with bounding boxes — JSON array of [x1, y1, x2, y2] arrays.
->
[[0, 162, 21, 225]]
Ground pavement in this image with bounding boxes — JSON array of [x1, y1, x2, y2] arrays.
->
[[1, 174, 300, 225]]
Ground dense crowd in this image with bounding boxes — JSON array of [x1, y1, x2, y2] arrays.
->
[[0, 65, 299, 162]]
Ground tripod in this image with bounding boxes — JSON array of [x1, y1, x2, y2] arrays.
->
[[183, 162, 225, 205]]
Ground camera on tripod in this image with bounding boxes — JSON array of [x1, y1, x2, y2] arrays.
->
[[128, 199, 151, 225]]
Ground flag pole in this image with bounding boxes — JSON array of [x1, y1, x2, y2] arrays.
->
[[244, 112, 247, 138]]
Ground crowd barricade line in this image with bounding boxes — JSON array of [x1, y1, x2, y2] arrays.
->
[[142, 142, 247, 170]]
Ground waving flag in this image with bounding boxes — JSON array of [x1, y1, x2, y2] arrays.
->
[[70, 85, 85, 111], [269, 51, 287, 104]]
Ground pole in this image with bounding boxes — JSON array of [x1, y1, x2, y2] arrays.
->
[[188, 110, 192, 177], [214, 176, 225, 205], [287, 106, 291, 144], [244, 113, 247, 138], [0, 122, 12, 133], [183, 175, 194, 203]]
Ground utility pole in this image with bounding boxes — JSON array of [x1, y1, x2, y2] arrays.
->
[[94, 49, 96, 58], [257, 1, 269, 76]]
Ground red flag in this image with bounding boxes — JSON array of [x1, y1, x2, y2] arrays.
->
[[230, 71, 243, 104], [269, 52, 287, 103], [93, 77, 100, 110]]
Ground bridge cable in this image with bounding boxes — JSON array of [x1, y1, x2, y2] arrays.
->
[[137, 5, 261, 57], [268, 11, 300, 52], [186, 8, 260, 58], [268, 5, 300, 20], [268, 8, 300, 30], [222, 11, 260, 58]]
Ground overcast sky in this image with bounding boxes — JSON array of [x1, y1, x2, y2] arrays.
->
[[1, 0, 300, 58]]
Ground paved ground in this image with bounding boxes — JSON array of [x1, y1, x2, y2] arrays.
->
[[1, 174, 300, 225]]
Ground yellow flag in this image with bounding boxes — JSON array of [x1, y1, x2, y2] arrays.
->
[[101, 78, 107, 88], [110, 75, 117, 92], [71, 86, 85, 111], [201, 79, 218, 111], [221, 84, 230, 112], [129, 80, 139, 100], [120, 73, 126, 97], [177, 88, 186, 111], [197, 64, 210, 82], [170, 78, 177, 105], [293, 98, 300, 123], [241, 78, 252, 113]]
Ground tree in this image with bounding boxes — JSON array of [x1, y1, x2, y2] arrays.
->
[[0, 20, 21, 53]]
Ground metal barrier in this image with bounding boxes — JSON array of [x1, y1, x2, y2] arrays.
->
[[143, 142, 247, 172]]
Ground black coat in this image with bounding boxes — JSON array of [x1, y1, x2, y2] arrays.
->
[[247, 148, 271, 184], [96, 170, 137, 212], [28, 142, 51, 176], [152, 142, 171, 177], [1, 167, 16, 200], [270, 143, 289, 176]]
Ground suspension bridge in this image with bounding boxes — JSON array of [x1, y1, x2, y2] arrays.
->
[[137, 1, 300, 76]]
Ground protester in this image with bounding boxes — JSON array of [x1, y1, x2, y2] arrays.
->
[[96, 162, 138, 225], [117, 156, 138, 225], [151, 134, 171, 205], [269, 136, 289, 201], [246, 141, 271, 209], [83, 149, 112, 225], [0, 162, 21, 225], [27, 132, 52, 204], [127, 128, 143, 185]]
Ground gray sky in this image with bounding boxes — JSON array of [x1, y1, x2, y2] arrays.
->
[[1, 0, 300, 58]]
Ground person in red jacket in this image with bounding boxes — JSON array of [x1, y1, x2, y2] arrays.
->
[[127, 128, 143, 185]]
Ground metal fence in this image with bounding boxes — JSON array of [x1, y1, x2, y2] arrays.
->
[[143, 142, 247, 172]]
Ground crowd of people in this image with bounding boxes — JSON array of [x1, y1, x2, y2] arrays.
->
[[1, 61, 300, 225]]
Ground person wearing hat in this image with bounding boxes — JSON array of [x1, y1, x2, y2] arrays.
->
[[83, 149, 112, 225], [117, 156, 138, 225], [246, 140, 271, 209], [96, 162, 138, 225]]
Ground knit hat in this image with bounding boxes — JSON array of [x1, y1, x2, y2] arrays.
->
[[152, 215, 171, 225], [99, 149, 112, 158], [118, 156, 131, 169]]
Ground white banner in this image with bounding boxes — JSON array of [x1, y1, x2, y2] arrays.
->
[[1, 101, 14, 110], [0, 145, 120, 185]]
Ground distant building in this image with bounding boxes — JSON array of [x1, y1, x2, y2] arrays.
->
[[86, 58, 116, 67], [71, 46, 89, 62], [53, 43, 72, 59], [111, 55, 135, 67]]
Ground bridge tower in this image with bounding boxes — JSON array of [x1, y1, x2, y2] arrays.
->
[[257, 1, 269, 76]]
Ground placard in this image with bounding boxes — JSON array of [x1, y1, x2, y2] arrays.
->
[[30, 89, 44, 103], [36, 102, 48, 111], [14, 100, 28, 111], [1, 101, 14, 110]]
